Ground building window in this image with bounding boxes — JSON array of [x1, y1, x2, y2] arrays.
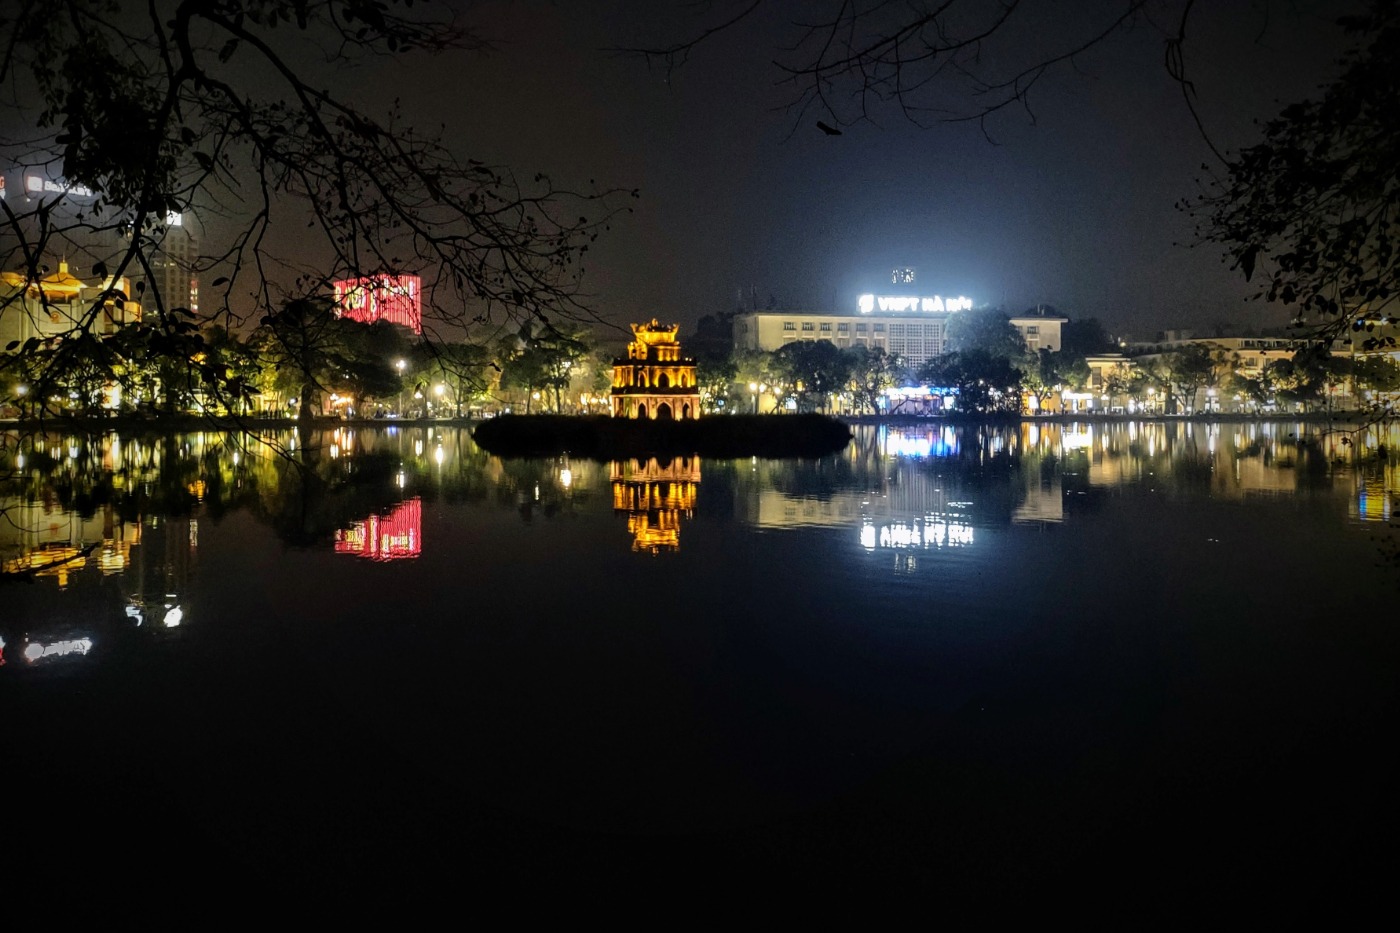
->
[[801, 322, 815, 331], [856, 323, 868, 333], [783, 322, 796, 331], [820, 323, 832, 332], [873, 323, 885, 332], [1026, 326, 1039, 335], [837, 323, 849, 332]]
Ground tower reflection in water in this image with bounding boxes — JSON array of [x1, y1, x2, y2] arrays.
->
[[611, 457, 700, 553]]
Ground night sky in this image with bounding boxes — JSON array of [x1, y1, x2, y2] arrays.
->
[[206, 2, 1377, 340]]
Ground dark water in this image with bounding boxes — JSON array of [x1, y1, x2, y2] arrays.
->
[[3, 421, 1398, 906]]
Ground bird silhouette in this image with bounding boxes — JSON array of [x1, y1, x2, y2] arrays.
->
[[816, 121, 842, 136]]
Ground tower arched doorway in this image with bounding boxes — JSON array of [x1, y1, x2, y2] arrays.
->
[[656, 402, 673, 420]]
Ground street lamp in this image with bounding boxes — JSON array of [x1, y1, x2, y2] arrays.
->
[[749, 382, 758, 415], [395, 359, 407, 415]]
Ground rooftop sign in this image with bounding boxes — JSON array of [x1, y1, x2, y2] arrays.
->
[[24, 174, 95, 199], [859, 294, 973, 314]]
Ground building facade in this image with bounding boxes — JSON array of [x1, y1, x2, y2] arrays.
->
[[333, 274, 423, 333], [610, 319, 700, 419], [733, 297, 1064, 367], [0, 260, 142, 348]]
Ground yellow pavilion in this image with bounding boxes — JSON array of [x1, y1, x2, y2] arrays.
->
[[610, 320, 700, 420]]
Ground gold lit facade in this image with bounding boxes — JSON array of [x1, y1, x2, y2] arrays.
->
[[610, 320, 700, 419], [611, 457, 701, 552]]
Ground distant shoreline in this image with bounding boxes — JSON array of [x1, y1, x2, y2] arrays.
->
[[0, 410, 1386, 432]]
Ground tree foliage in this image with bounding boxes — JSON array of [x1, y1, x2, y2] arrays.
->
[[1195, 1, 1399, 339], [946, 306, 1028, 361], [1, 0, 632, 416], [918, 349, 1022, 414], [771, 339, 852, 413]]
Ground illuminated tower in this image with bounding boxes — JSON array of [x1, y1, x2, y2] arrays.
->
[[610, 319, 700, 420]]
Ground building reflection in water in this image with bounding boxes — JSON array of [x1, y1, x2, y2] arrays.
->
[[736, 426, 979, 556], [611, 457, 700, 553], [334, 498, 423, 561]]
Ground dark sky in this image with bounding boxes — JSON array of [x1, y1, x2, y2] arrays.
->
[[334, 1, 1361, 340]]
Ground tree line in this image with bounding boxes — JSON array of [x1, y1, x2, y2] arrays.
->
[[4, 295, 1398, 420]]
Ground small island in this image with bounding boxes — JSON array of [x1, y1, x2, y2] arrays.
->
[[471, 412, 853, 459]]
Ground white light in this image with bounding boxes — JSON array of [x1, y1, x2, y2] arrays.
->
[[24, 638, 93, 661], [163, 606, 183, 627], [857, 295, 973, 313], [560, 468, 573, 487]]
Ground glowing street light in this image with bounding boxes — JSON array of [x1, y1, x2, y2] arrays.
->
[[396, 359, 407, 415]]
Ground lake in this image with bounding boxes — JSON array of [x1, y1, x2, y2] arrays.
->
[[3, 419, 1397, 909]]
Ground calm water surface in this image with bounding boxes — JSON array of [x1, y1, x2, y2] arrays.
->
[[3, 420, 1398, 902]]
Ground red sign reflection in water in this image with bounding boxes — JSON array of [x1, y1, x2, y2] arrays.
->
[[334, 498, 422, 561]]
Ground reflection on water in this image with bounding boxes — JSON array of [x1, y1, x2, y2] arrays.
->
[[334, 498, 423, 561], [611, 457, 701, 553], [2, 418, 1398, 664]]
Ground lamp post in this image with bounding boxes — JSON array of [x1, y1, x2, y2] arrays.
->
[[749, 382, 758, 415], [395, 359, 406, 416]]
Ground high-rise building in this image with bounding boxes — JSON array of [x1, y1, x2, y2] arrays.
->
[[148, 213, 198, 313]]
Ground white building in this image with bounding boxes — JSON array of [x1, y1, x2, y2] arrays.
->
[[733, 295, 1065, 367]]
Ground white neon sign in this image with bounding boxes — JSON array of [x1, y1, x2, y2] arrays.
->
[[858, 294, 973, 314], [23, 638, 93, 661], [24, 174, 95, 199]]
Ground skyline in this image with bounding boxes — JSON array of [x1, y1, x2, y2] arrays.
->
[[0, 2, 1368, 344], [343, 0, 1361, 341]]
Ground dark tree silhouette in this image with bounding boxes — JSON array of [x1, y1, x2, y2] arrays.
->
[[619, 0, 1195, 136], [0, 1, 633, 417], [1192, 1, 1399, 341]]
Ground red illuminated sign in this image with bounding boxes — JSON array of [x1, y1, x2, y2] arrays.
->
[[334, 498, 422, 561], [333, 274, 422, 334]]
